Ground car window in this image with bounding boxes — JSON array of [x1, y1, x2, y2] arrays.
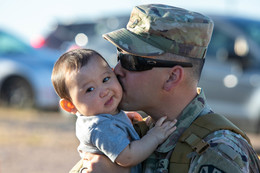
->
[[0, 32, 32, 55], [210, 29, 231, 50], [230, 18, 260, 46], [207, 17, 260, 70], [207, 26, 235, 61]]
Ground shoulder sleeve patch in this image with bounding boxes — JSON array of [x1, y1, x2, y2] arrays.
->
[[218, 144, 239, 160], [199, 165, 226, 173]]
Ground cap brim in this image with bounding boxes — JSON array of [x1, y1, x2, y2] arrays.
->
[[102, 28, 164, 56]]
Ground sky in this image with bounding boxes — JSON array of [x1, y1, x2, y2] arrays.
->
[[1, 0, 260, 44]]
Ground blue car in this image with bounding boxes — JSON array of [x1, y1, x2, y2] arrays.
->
[[0, 30, 60, 110]]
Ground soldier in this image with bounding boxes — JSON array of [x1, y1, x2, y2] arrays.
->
[[71, 4, 260, 173]]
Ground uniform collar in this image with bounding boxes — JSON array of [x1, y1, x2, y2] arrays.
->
[[156, 88, 212, 153]]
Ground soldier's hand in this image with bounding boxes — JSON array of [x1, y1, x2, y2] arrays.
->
[[125, 111, 143, 123], [82, 153, 130, 173]]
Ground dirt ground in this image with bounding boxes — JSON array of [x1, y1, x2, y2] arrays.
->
[[0, 108, 259, 173], [0, 108, 79, 173]]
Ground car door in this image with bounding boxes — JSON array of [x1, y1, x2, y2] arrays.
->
[[199, 17, 257, 118]]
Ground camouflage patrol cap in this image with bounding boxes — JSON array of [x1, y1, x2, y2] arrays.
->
[[103, 4, 214, 59]]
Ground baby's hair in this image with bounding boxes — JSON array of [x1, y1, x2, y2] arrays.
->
[[51, 48, 107, 101]]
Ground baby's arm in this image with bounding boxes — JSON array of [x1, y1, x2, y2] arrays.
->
[[115, 116, 177, 167]]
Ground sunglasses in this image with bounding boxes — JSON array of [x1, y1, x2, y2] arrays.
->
[[117, 51, 193, 71]]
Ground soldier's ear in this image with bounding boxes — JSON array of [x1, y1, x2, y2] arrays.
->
[[59, 98, 77, 114], [163, 66, 183, 91]]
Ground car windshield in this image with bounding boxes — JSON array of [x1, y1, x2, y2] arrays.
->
[[0, 31, 33, 55]]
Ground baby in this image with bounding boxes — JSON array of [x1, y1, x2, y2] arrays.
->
[[51, 48, 177, 172]]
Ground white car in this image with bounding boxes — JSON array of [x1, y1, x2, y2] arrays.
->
[[0, 30, 60, 110]]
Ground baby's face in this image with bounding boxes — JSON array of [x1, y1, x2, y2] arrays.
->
[[67, 55, 122, 116]]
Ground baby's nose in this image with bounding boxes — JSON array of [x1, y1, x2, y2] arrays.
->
[[100, 88, 109, 98]]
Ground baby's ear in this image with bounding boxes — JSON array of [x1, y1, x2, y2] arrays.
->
[[59, 99, 77, 114]]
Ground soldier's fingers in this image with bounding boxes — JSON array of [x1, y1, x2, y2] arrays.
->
[[80, 167, 88, 173]]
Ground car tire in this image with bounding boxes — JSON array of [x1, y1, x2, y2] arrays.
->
[[0, 76, 34, 108]]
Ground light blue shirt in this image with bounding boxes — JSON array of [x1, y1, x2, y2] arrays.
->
[[76, 110, 141, 173]]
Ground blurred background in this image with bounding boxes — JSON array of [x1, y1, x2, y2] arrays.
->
[[0, 0, 260, 172]]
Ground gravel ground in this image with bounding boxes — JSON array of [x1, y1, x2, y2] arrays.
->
[[0, 108, 259, 173], [0, 108, 79, 173]]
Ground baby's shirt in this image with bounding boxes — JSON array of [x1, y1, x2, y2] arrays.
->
[[76, 110, 141, 173]]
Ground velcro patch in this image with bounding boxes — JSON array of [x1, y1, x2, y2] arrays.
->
[[199, 165, 226, 173]]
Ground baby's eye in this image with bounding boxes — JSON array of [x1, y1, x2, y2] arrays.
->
[[103, 77, 110, 83], [86, 87, 94, 93]]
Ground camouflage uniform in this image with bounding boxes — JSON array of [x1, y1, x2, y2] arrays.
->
[[103, 4, 260, 173], [141, 88, 260, 173]]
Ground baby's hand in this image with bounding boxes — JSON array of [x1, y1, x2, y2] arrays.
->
[[147, 116, 177, 145]]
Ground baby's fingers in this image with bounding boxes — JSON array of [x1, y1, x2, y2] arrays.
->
[[170, 119, 177, 126], [165, 125, 177, 136], [155, 116, 167, 126], [161, 119, 177, 128], [162, 119, 177, 136]]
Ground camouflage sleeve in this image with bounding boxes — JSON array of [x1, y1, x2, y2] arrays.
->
[[188, 130, 260, 173]]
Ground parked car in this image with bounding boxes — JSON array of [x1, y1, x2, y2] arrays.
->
[[198, 15, 260, 133], [44, 16, 129, 66], [44, 15, 260, 132], [0, 30, 60, 110]]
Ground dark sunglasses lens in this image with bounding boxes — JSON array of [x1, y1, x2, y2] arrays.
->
[[118, 53, 138, 71], [118, 53, 153, 71], [118, 53, 137, 71]]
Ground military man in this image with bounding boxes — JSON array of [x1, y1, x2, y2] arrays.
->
[[71, 4, 260, 173]]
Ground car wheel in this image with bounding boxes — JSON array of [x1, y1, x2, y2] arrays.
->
[[0, 76, 34, 108]]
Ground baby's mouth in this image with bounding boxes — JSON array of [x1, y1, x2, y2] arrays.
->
[[105, 96, 113, 106]]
